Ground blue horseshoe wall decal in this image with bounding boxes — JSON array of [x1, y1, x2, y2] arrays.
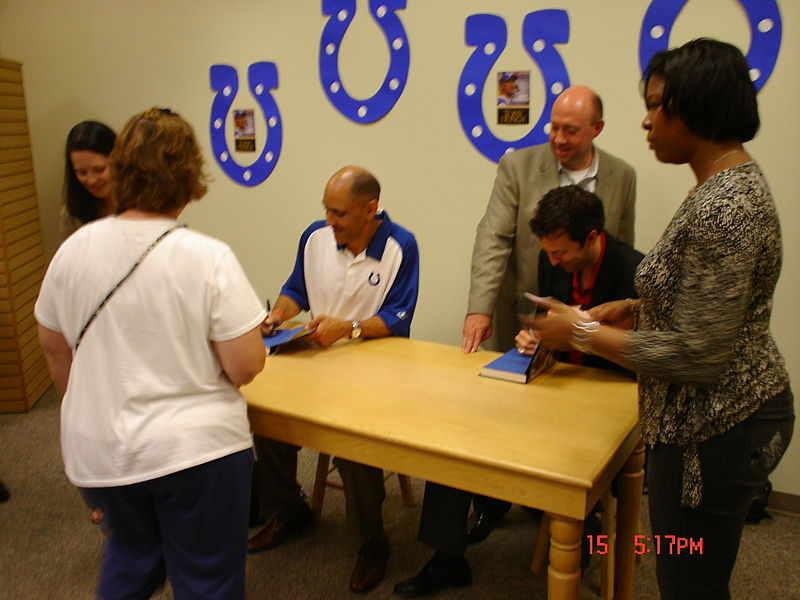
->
[[457, 11, 571, 164], [639, 0, 781, 92], [209, 62, 283, 187], [319, 0, 410, 124]]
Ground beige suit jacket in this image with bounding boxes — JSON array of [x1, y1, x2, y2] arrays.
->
[[467, 143, 636, 350]]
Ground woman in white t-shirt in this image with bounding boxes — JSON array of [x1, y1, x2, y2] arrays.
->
[[36, 108, 266, 600]]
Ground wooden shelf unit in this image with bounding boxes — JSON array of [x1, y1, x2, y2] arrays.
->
[[0, 58, 50, 412]]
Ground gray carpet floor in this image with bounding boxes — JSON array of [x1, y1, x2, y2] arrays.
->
[[1, 386, 798, 599]]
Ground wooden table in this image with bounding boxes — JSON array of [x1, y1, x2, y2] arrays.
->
[[243, 337, 644, 599]]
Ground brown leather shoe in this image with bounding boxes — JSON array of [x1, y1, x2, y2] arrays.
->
[[247, 502, 313, 552], [349, 531, 390, 592]]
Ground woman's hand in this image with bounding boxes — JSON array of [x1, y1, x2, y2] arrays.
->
[[527, 297, 584, 352], [526, 294, 635, 371], [588, 299, 637, 330]]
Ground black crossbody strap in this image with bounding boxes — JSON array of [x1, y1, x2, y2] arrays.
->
[[74, 224, 186, 351]]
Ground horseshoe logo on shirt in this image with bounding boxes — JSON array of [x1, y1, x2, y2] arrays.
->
[[457, 11, 571, 163], [319, 0, 410, 123], [639, 0, 781, 91], [368, 272, 381, 286], [209, 62, 283, 186]]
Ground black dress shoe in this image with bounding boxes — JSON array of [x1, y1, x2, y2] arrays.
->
[[249, 514, 266, 528], [393, 553, 471, 597], [247, 501, 313, 552], [465, 509, 505, 545], [349, 531, 390, 592]]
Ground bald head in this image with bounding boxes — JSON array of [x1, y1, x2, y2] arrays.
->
[[549, 86, 605, 170], [326, 166, 381, 206], [552, 86, 603, 124], [323, 166, 381, 253]]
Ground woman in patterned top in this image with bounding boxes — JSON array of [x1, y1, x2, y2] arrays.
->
[[524, 39, 794, 599]]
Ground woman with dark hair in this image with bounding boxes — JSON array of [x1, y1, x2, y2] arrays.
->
[[61, 120, 116, 236], [525, 39, 793, 599], [36, 108, 266, 600]]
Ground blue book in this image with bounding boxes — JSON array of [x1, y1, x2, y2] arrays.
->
[[479, 346, 555, 383], [262, 325, 314, 355]]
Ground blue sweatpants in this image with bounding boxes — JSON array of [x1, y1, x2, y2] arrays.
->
[[81, 449, 253, 600]]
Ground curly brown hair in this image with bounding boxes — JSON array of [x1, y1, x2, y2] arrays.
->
[[110, 108, 208, 214]]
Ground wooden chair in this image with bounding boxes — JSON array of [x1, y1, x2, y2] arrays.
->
[[309, 453, 416, 521]]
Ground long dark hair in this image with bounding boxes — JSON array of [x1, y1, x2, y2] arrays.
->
[[63, 121, 116, 224]]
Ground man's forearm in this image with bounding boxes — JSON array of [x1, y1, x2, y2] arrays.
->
[[270, 294, 302, 323], [358, 315, 391, 339]]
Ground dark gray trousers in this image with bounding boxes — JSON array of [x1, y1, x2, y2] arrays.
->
[[647, 387, 794, 600], [253, 435, 385, 544]]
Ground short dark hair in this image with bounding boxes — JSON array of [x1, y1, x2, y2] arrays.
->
[[530, 185, 605, 244], [111, 108, 208, 214], [643, 38, 759, 142], [63, 120, 116, 224], [349, 169, 381, 204]]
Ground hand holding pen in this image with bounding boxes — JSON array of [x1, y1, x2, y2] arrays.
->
[[261, 299, 283, 336], [522, 293, 588, 352], [515, 294, 547, 354], [515, 328, 540, 355]]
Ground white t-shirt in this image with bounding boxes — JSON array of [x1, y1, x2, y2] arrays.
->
[[35, 217, 266, 488]]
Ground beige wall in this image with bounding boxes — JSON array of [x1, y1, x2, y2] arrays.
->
[[2, 0, 798, 495]]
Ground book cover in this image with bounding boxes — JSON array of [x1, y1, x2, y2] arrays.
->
[[479, 345, 556, 384], [263, 325, 314, 355]]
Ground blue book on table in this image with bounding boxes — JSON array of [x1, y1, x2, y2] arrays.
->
[[479, 347, 555, 383], [480, 349, 533, 383]]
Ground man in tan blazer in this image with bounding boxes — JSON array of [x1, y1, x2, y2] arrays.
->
[[462, 85, 636, 353]]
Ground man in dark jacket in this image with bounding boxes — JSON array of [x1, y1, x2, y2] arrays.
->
[[394, 185, 643, 598], [529, 184, 643, 374]]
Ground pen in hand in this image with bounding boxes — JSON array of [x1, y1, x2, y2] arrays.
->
[[262, 299, 277, 337]]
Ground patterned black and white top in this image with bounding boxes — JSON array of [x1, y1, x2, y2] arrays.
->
[[626, 162, 789, 507]]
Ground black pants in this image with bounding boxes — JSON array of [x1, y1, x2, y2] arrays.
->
[[471, 494, 511, 520], [418, 482, 472, 555], [647, 387, 794, 600], [253, 435, 386, 544], [418, 482, 600, 571]]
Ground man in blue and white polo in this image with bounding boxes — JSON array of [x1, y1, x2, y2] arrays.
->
[[249, 166, 420, 593]]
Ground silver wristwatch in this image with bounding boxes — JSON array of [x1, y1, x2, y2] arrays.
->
[[350, 320, 362, 339]]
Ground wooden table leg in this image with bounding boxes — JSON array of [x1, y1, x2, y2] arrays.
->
[[613, 440, 645, 600], [600, 488, 616, 600], [547, 514, 582, 600], [310, 453, 331, 521], [531, 512, 551, 573]]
